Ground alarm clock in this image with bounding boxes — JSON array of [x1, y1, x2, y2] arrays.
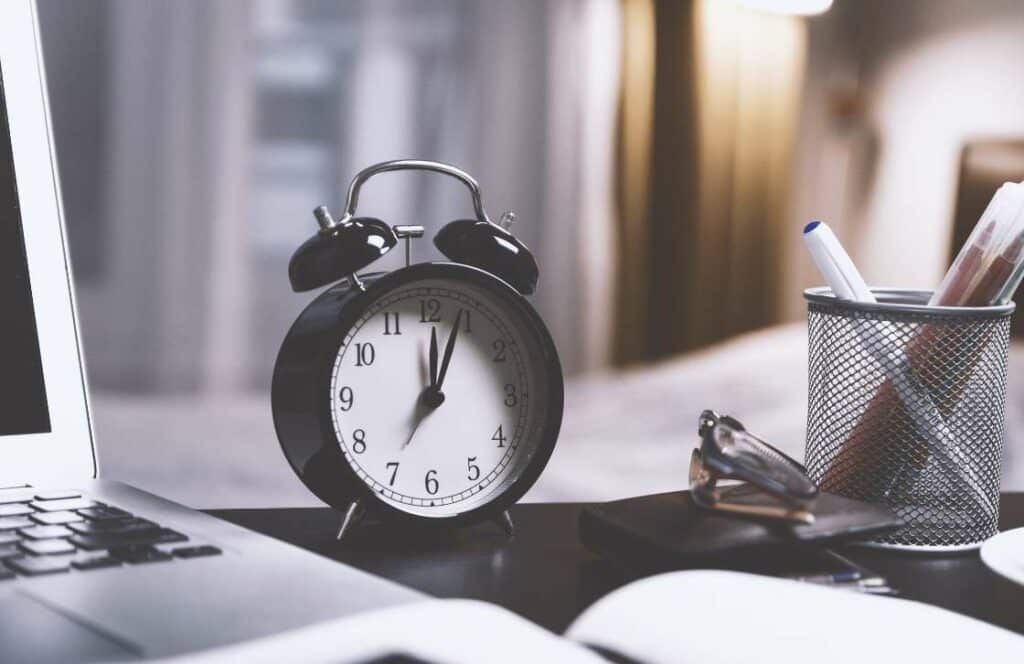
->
[[271, 160, 564, 540]]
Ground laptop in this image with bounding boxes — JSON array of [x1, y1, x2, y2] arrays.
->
[[0, 2, 422, 661]]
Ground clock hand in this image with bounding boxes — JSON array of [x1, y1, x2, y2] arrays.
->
[[418, 326, 446, 411], [402, 401, 432, 449], [429, 326, 438, 387], [406, 323, 452, 447], [434, 309, 463, 392]]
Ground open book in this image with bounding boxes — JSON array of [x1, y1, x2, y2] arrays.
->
[[147, 570, 1024, 664]]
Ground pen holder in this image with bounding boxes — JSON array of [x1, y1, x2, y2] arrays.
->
[[803, 288, 1013, 551]]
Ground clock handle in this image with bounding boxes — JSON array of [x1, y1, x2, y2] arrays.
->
[[341, 159, 493, 225]]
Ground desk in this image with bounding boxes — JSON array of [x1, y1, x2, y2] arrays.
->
[[210, 493, 1024, 635]]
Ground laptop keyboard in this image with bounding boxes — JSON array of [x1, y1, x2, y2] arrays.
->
[[0, 486, 221, 580]]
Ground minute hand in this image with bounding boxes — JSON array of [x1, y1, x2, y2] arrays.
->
[[435, 310, 463, 391]]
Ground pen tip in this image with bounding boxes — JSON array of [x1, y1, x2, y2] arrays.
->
[[803, 220, 822, 234]]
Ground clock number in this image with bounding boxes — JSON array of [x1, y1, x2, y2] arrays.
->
[[492, 424, 507, 448], [351, 429, 366, 454], [386, 462, 400, 486], [467, 457, 480, 481], [419, 298, 441, 323], [383, 311, 401, 335], [492, 339, 507, 362], [461, 309, 472, 333], [338, 386, 354, 411], [503, 384, 518, 407], [355, 342, 375, 367], [424, 469, 439, 495]]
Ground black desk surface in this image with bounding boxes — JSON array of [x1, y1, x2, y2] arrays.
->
[[210, 493, 1024, 635]]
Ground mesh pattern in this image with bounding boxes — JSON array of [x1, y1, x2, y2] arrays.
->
[[804, 295, 1010, 548]]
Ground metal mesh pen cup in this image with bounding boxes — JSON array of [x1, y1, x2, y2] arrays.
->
[[803, 288, 1013, 551]]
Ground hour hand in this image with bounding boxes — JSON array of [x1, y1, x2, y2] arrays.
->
[[417, 327, 445, 413], [429, 326, 439, 387]]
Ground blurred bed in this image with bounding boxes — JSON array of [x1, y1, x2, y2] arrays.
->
[[91, 322, 1024, 509]]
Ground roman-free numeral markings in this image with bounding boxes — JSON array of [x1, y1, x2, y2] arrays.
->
[[424, 470, 439, 495], [354, 342, 375, 367], [419, 298, 441, 323], [383, 311, 401, 335], [338, 386, 354, 411], [352, 429, 366, 454]]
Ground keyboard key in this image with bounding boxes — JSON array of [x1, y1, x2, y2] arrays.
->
[[0, 568, 13, 581], [68, 518, 154, 535], [77, 506, 129, 521], [34, 490, 81, 501], [0, 488, 35, 505], [31, 498, 98, 512], [172, 545, 221, 559], [71, 556, 122, 571], [0, 532, 20, 546], [6, 556, 70, 576], [0, 544, 23, 560], [0, 504, 33, 517], [0, 517, 34, 531], [19, 525, 73, 540], [30, 511, 83, 526], [20, 539, 76, 556], [70, 528, 186, 551], [110, 545, 172, 564]]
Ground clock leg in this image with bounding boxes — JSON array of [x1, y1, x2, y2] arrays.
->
[[495, 510, 515, 537], [336, 500, 365, 541]]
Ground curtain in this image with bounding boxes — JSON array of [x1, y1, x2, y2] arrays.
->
[[542, 0, 622, 373], [41, 0, 622, 392], [614, 0, 807, 365], [65, 0, 250, 391]]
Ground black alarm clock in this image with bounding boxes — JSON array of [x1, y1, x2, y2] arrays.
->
[[272, 160, 564, 539]]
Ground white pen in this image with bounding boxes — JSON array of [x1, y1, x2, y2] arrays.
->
[[802, 220, 876, 303]]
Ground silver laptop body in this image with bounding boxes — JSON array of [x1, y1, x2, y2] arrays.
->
[[0, 3, 421, 661]]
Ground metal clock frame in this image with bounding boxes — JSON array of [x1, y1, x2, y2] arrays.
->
[[271, 261, 564, 540]]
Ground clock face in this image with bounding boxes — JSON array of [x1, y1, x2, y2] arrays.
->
[[327, 275, 558, 518]]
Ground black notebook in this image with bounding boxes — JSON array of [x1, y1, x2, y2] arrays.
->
[[580, 490, 901, 573]]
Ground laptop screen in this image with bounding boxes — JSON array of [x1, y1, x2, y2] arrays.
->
[[0, 63, 51, 436]]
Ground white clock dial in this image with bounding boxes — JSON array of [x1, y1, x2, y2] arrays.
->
[[329, 277, 547, 517]]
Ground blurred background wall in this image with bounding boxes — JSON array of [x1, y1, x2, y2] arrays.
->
[[37, 0, 622, 392], [786, 0, 1024, 317], [29, 0, 1024, 505], [41, 0, 1024, 393]]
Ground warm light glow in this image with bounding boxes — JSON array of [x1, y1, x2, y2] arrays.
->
[[732, 0, 833, 16]]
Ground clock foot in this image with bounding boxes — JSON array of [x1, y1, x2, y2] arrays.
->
[[336, 500, 365, 541], [495, 510, 515, 537]]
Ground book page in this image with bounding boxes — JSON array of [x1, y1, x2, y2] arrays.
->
[[566, 570, 1024, 664]]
